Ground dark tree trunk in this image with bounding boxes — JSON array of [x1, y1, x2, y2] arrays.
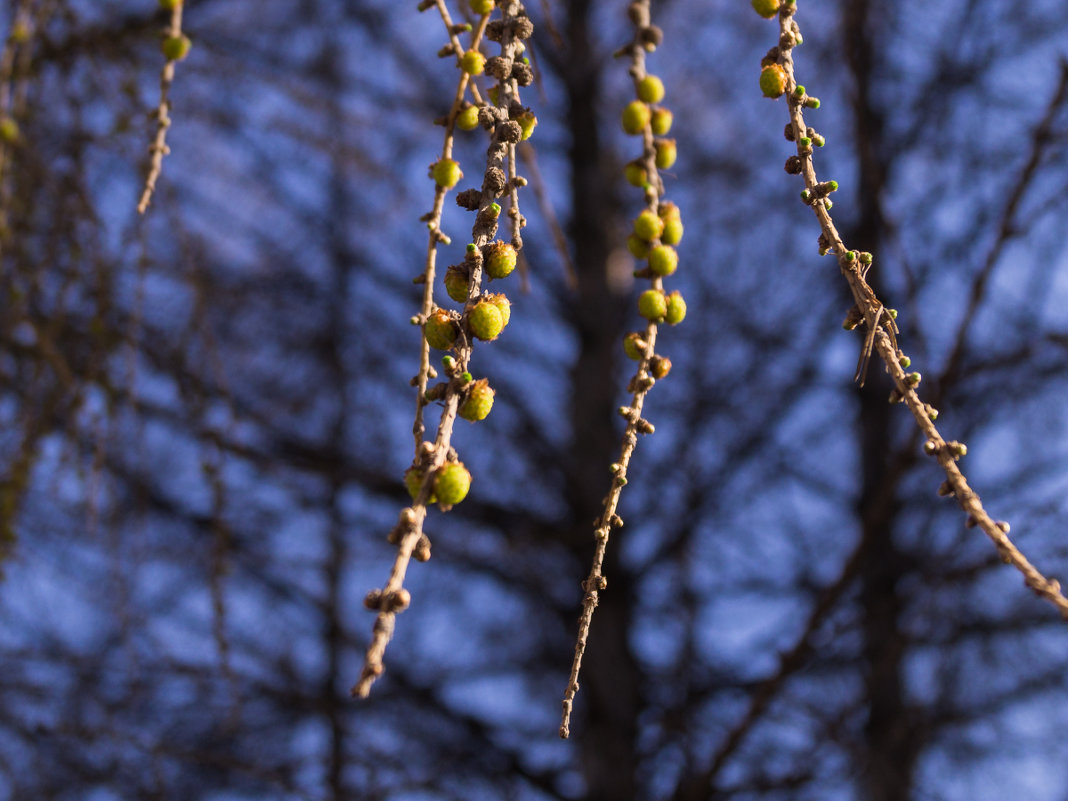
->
[[562, 0, 640, 797], [843, 1, 921, 798]]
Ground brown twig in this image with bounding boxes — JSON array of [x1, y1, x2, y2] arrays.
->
[[353, 0, 534, 698], [771, 1, 1068, 619], [560, 0, 682, 738], [137, 1, 188, 215]]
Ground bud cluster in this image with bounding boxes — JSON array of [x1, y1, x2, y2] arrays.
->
[[562, 0, 686, 739], [355, 0, 538, 699]]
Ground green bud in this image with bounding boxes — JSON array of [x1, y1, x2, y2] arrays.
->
[[638, 289, 667, 321], [459, 50, 486, 75], [654, 138, 677, 170], [623, 332, 646, 361], [624, 161, 648, 188], [622, 100, 651, 135], [484, 241, 517, 280], [485, 292, 511, 327], [651, 107, 673, 136], [405, 466, 437, 503], [626, 234, 650, 260], [661, 216, 683, 246], [456, 105, 480, 131], [633, 209, 665, 242], [760, 64, 787, 98], [637, 75, 665, 104], [648, 245, 678, 277], [751, 0, 781, 18], [161, 34, 192, 62], [434, 462, 471, 505], [664, 290, 686, 325], [444, 266, 470, 303], [425, 309, 459, 350], [458, 378, 495, 421], [431, 158, 463, 189], [516, 111, 537, 140], [468, 299, 504, 341]]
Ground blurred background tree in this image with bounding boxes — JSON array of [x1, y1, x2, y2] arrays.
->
[[2, 0, 1068, 799]]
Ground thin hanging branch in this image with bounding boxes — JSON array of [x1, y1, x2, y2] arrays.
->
[[353, 0, 536, 698], [560, 0, 686, 738], [137, 0, 191, 215], [759, 0, 1068, 618], [0, 0, 35, 259]]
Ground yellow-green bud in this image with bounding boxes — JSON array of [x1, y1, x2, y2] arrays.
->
[[458, 378, 495, 421], [434, 462, 471, 506], [425, 309, 459, 350], [638, 289, 667, 321], [621, 100, 651, 135], [623, 332, 646, 361], [624, 161, 648, 187], [444, 266, 470, 303], [404, 466, 437, 503], [634, 209, 665, 242], [516, 111, 537, 140], [460, 49, 486, 75], [456, 105, 480, 131], [626, 234, 650, 260], [648, 245, 678, 276], [751, 0, 781, 19], [661, 216, 683, 246], [485, 292, 511, 327], [161, 34, 192, 62], [637, 75, 665, 104], [485, 241, 517, 280], [654, 138, 677, 170], [468, 299, 504, 341], [664, 290, 687, 325], [760, 64, 787, 98], [430, 158, 463, 189], [651, 107, 673, 136], [469, 0, 494, 14], [158, 0, 182, 9]]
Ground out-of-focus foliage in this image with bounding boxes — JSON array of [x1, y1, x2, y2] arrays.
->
[[1, 0, 1068, 800]]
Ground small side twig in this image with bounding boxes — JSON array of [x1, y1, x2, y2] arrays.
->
[[137, 0, 191, 215]]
